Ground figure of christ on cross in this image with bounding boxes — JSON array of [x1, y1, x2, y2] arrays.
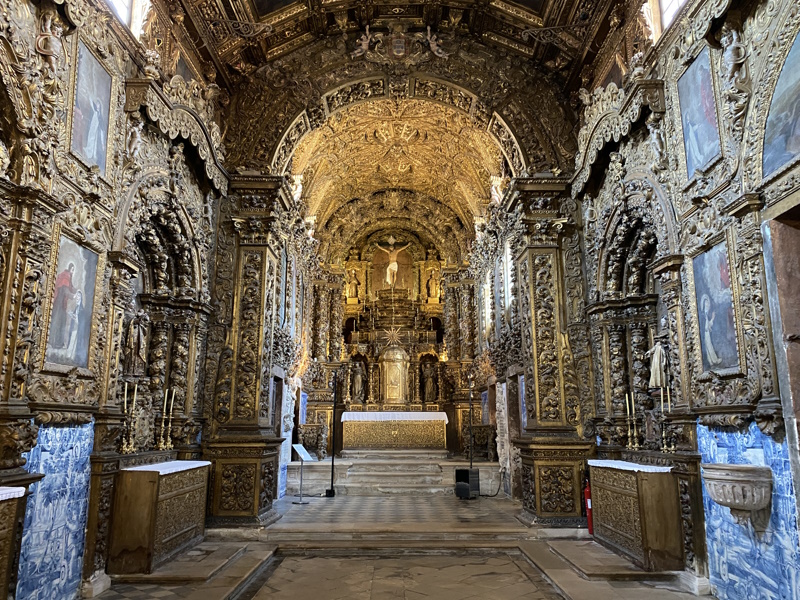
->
[[374, 239, 411, 287]]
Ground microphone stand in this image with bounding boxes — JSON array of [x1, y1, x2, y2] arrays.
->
[[326, 370, 338, 498]]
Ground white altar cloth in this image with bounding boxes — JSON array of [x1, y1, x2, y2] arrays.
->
[[341, 411, 448, 424], [123, 460, 211, 475], [588, 459, 672, 473], [0, 486, 25, 501]]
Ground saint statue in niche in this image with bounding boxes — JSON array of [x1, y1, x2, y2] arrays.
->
[[352, 362, 365, 403], [124, 310, 150, 377], [375, 236, 410, 287], [422, 363, 437, 403], [644, 337, 667, 388], [346, 268, 360, 299], [426, 269, 440, 299]]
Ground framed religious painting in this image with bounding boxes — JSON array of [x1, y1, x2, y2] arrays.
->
[[43, 229, 102, 370], [677, 46, 722, 181], [688, 237, 743, 376], [69, 39, 113, 177], [762, 30, 800, 180]]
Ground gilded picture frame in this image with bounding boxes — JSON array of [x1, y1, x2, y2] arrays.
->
[[675, 45, 723, 184], [686, 232, 745, 377], [41, 224, 105, 373], [67, 37, 117, 179], [761, 29, 800, 184]]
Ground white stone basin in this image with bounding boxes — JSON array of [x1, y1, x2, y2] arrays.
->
[[701, 463, 773, 532]]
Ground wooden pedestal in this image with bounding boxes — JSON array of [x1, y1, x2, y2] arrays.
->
[[108, 461, 210, 574], [590, 460, 684, 571]]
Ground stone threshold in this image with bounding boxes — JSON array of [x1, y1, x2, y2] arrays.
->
[[519, 540, 711, 598], [110, 542, 276, 600]]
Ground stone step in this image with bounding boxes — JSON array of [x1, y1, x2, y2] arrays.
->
[[184, 544, 276, 600], [336, 482, 455, 495], [340, 450, 450, 460], [519, 541, 708, 598], [346, 463, 444, 474], [110, 542, 276, 600], [111, 542, 247, 584]]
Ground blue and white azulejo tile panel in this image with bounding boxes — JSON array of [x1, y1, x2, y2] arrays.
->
[[698, 421, 800, 600], [16, 422, 94, 600]]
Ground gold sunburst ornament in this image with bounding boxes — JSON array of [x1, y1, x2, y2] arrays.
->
[[384, 327, 402, 345]]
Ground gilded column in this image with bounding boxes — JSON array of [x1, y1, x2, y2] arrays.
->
[[507, 178, 594, 526], [204, 176, 288, 526]]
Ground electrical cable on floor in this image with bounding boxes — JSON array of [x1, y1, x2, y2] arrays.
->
[[480, 469, 505, 497]]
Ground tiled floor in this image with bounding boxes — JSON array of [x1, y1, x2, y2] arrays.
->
[[252, 553, 564, 600], [97, 497, 703, 600], [271, 494, 525, 528]]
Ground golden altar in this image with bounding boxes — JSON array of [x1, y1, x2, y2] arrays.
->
[[341, 412, 448, 449]]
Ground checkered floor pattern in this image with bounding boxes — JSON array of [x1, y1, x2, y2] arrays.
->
[[273, 495, 523, 527]]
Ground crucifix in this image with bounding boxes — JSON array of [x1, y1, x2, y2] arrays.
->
[[374, 235, 411, 287]]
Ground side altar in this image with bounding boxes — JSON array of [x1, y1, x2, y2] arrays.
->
[[341, 412, 448, 450]]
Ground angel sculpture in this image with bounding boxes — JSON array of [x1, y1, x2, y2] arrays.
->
[[351, 26, 374, 59], [426, 26, 450, 59]]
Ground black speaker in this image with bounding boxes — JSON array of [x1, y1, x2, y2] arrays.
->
[[455, 468, 480, 499]]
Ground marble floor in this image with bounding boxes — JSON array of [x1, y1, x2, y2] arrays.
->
[[96, 496, 705, 600], [252, 552, 563, 600]]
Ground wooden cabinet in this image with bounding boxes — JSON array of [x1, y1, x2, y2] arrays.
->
[[108, 460, 210, 574], [0, 487, 26, 597], [589, 460, 684, 571]]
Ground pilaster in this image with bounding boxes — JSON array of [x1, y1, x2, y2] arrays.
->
[[204, 175, 287, 526], [506, 177, 595, 525]]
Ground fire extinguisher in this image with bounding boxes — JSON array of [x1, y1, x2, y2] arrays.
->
[[584, 476, 594, 535]]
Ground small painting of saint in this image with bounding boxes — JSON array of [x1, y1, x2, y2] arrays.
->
[[45, 236, 98, 368], [692, 243, 739, 373], [763, 31, 800, 178], [71, 41, 112, 175], [678, 47, 721, 178]]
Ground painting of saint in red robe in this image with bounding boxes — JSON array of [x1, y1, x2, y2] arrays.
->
[[45, 236, 98, 368]]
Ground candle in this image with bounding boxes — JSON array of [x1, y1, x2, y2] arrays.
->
[[162, 388, 168, 414], [132, 383, 138, 413], [660, 387, 664, 413], [625, 393, 630, 417], [667, 385, 672, 412], [169, 388, 175, 416], [123, 382, 128, 414]]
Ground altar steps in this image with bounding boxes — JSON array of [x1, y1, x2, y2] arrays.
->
[[286, 451, 500, 496]]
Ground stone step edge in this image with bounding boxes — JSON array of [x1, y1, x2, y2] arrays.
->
[[548, 542, 675, 581], [111, 544, 248, 584], [184, 545, 276, 600]]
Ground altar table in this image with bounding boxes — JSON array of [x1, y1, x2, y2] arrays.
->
[[341, 412, 448, 449], [588, 459, 683, 571]]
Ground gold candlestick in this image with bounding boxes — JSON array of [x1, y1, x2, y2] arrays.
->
[[631, 395, 640, 450], [625, 395, 633, 449], [165, 389, 176, 450]]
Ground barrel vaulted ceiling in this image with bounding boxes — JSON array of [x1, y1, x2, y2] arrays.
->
[[291, 99, 503, 225], [174, 0, 614, 261]]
